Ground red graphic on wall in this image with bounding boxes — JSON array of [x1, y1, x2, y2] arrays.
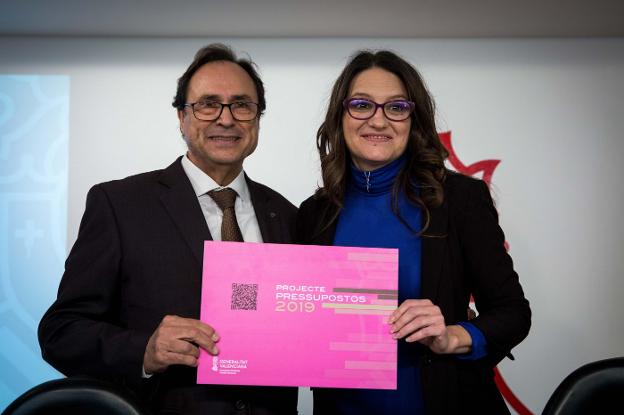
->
[[439, 131, 500, 183], [439, 131, 532, 415]]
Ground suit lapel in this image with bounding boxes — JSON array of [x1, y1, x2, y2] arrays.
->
[[246, 175, 283, 243], [420, 201, 449, 302], [158, 157, 212, 266]]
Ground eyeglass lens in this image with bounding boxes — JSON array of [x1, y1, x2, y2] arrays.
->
[[193, 101, 258, 121], [346, 98, 413, 121]]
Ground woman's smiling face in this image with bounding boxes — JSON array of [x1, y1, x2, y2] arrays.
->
[[342, 67, 411, 171]]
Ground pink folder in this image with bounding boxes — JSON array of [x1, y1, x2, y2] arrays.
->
[[197, 241, 398, 389]]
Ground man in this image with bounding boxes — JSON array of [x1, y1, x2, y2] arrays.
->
[[38, 44, 298, 414]]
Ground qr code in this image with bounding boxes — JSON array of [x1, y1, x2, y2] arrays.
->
[[231, 283, 258, 310]]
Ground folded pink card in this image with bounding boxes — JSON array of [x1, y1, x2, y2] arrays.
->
[[197, 241, 398, 389]]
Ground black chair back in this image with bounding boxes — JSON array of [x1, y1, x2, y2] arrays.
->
[[542, 357, 624, 415], [2, 377, 149, 415]]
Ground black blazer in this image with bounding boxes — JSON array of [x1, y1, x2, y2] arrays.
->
[[39, 157, 298, 415], [295, 172, 531, 415]]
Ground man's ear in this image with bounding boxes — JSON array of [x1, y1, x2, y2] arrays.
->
[[177, 109, 185, 136]]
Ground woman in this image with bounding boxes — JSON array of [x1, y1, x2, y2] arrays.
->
[[296, 50, 531, 414]]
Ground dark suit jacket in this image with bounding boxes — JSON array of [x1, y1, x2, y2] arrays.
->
[[39, 157, 299, 415], [295, 172, 531, 415]]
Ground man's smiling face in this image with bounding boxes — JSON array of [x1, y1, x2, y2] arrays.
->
[[178, 61, 259, 182]]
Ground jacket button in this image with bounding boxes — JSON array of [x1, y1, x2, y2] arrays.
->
[[235, 400, 247, 410]]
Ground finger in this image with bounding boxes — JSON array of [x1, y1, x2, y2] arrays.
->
[[149, 337, 209, 369], [393, 314, 443, 340], [169, 326, 218, 354], [153, 324, 218, 357], [155, 317, 220, 356], [390, 304, 439, 333], [180, 320, 220, 342], [159, 338, 201, 358], [160, 350, 200, 368], [161, 316, 220, 342], [388, 299, 432, 323], [404, 319, 446, 343], [144, 347, 185, 374], [158, 317, 220, 348]]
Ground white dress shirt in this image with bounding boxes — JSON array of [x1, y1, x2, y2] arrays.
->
[[181, 155, 263, 243]]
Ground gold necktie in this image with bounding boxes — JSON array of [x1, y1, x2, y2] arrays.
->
[[208, 188, 244, 242]]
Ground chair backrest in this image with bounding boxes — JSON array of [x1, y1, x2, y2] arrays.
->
[[542, 356, 624, 415], [2, 377, 150, 415]]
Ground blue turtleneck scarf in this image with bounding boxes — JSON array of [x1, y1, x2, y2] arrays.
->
[[330, 155, 428, 414]]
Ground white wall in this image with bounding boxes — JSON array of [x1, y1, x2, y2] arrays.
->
[[2, 36, 623, 414]]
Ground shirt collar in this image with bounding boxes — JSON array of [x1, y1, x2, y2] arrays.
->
[[181, 154, 251, 203]]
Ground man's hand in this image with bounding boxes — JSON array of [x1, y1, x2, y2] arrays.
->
[[143, 315, 220, 375], [389, 299, 471, 354]]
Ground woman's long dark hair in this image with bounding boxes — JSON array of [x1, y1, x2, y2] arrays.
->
[[316, 49, 449, 235]]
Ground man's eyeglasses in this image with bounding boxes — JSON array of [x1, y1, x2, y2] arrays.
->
[[183, 101, 259, 121], [343, 98, 415, 122]]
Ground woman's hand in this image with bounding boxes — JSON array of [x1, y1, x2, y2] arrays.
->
[[389, 299, 472, 354]]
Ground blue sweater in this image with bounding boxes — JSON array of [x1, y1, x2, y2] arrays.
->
[[323, 157, 486, 414]]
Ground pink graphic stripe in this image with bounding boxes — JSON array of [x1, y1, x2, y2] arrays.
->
[[322, 303, 394, 311], [347, 333, 395, 343], [370, 299, 397, 306], [334, 309, 393, 316], [345, 360, 395, 370], [347, 252, 398, 262], [330, 342, 396, 352]]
